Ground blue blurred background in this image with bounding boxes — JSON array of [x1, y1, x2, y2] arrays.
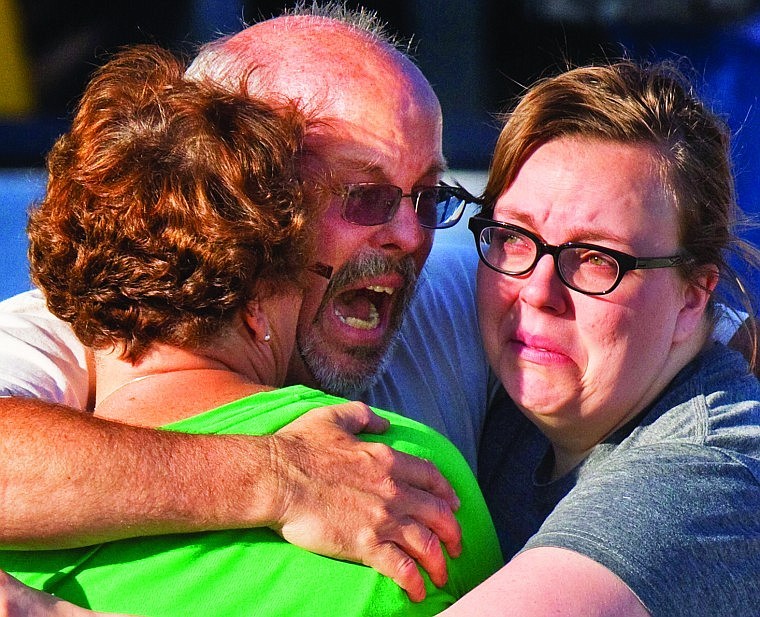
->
[[1, 0, 758, 300]]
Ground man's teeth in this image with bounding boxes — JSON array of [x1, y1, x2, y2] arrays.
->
[[335, 303, 380, 330], [333, 285, 394, 330]]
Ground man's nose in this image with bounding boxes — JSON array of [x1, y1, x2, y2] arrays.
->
[[370, 194, 428, 257]]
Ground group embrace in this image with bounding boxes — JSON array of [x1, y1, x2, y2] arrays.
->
[[0, 4, 758, 617]]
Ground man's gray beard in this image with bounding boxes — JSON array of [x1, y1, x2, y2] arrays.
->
[[297, 253, 418, 398], [298, 324, 404, 398]]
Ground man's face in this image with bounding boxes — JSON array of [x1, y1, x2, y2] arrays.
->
[[288, 73, 444, 395], [222, 17, 446, 395]]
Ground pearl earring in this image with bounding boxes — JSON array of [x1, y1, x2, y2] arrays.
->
[[263, 331, 271, 342]]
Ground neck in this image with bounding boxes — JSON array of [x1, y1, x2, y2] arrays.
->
[[94, 343, 274, 427]]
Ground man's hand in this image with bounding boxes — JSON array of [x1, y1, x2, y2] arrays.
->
[[270, 402, 462, 603], [0, 570, 128, 617]]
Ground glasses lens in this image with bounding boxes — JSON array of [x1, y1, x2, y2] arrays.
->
[[343, 185, 401, 226], [480, 226, 537, 274], [558, 247, 620, 294], [415, 187, 467, 229]]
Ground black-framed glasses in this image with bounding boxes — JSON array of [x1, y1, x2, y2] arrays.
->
[[339, 182, 474, 229], [468, 216, 691, 295]]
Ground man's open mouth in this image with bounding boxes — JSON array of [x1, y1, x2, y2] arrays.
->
[[333, 284, 395, 330]]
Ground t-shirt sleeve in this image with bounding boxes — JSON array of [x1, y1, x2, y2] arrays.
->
[[0, 290, 90, 408], [523, 443, 760, 617]]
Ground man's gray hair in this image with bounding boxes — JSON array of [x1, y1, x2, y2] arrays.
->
[[186, 2, 412, 91], [283, 1, 409, 51]]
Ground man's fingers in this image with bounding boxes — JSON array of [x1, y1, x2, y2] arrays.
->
[[271, 403, 465, 596], [359, 476, 460, 587], [401, 485, 462, 560], [329, 401, 391, 435], [363, 543, 427, 603], [385, 447, 460, 512], [289, 401, 390, 436], [392, 519, 449, 589]]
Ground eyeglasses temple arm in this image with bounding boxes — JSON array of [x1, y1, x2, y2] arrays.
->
[[308, 262, 334, 280], [634, 255, 690, 270]]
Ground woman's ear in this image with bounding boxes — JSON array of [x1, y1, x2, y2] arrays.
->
[[243, 299, 271, 343], [673, 266, 719, 343]]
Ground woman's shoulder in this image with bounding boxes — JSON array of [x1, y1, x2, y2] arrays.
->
[[631, 344, 759, 448]]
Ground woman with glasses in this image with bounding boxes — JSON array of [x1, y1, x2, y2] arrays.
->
[[0, 45, 502, 617], [444, 60, 760, 616]]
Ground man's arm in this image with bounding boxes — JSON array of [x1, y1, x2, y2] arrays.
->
[[0, 290, 460, 599], [0, 398, 460, 601]]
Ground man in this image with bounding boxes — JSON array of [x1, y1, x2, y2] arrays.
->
[[0, 2, 489, 601]]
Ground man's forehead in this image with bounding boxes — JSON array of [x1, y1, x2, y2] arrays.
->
[[231, 18, 441, 119], [305, 139, 447, 183], [339, 159, 447, 184]]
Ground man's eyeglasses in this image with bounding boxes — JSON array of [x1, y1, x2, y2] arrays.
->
[[339, 182, 474, 229], [308, 262, 333, 280], [468, 216, 690, 295]]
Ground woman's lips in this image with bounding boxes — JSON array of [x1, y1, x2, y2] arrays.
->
[[509, 331, 573, 365]]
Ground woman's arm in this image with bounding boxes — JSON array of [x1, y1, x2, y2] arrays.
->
[[0, 569, 129, 617], [440, 547, 650, 617]]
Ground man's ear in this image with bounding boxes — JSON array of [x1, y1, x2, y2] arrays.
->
[[243, 299, 270, 343], [673, 266, 719, 343]]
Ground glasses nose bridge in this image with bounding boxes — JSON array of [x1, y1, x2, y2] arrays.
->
[[532, 239, 564, 274], [378, 186, 409, 223], [398, 189, 419, 211], [394, 189, 432, 226]]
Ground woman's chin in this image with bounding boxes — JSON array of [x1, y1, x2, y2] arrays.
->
[[503, 366, 578, 418]]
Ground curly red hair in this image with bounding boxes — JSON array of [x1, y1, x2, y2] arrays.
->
[[28, 45, 311, 362]]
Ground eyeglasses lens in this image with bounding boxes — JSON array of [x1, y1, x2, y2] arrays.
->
[[480, 227, 536, 274], [415, 187, 466, 229], [558, 248, 620, 294], [344, 185, 401, 226]]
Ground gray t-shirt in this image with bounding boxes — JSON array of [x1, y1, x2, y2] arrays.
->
[[363, 242, 491, 469], [478, 343, 760, 617]]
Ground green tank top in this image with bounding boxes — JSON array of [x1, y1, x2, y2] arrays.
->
[[1, 385, 502, 616]]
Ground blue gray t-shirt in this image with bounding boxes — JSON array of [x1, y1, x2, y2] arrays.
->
[[363, 242, 491, 470], [478, 343, 760, 617]]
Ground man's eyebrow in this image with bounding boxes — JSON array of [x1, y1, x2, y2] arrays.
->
[[335, 158, 385, 175], [327, 157, 449, 185]]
